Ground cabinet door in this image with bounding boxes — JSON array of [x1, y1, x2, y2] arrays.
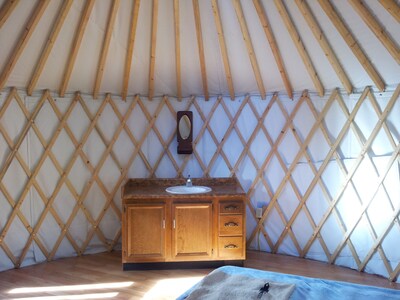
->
[[172, 203, 213, 260], [125, 204, 166, 262]]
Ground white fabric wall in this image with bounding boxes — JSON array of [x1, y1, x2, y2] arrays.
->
[[0, 86, 399, 282], [0, 0, 399, 97]]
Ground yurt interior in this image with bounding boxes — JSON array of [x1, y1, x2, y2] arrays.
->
[[0, 0, 400, 299]]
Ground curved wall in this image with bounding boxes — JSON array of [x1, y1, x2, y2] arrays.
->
[[0, 86, 399, 282]]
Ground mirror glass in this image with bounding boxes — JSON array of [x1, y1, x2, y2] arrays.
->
[[179, 115, 191, 140]]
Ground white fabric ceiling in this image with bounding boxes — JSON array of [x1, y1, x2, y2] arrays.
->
[[0, 0, 399, 98]]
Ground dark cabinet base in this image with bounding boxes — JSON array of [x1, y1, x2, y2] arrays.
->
[[122, 260, 244, 271]]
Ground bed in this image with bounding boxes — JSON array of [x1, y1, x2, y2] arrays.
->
[[177, 266, 400, 300]]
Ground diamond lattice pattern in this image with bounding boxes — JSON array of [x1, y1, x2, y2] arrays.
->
[[0, 86, 399, 282]]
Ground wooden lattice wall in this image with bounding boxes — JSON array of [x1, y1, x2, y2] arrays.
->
[[0, 85, 399, 282]]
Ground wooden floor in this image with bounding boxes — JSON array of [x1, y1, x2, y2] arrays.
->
[[0, 250, 399, 299]]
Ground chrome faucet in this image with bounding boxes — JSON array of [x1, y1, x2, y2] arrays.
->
[[186, 175, 192, 187]]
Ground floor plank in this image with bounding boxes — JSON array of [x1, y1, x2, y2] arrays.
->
[[0, 250, 398, 299]]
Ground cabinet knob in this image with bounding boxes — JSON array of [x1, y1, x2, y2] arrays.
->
[[224, 244, 238, 249], [224, 221, 239, 227]]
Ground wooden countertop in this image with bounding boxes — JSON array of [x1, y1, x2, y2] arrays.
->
[[122, 177, 246, 200]]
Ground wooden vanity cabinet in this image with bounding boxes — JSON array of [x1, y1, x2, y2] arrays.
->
[[122, 178, 247, 268], [123, 200, 215, 264]]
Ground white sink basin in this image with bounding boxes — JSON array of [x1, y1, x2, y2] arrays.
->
[[166, 185, 212, 194]]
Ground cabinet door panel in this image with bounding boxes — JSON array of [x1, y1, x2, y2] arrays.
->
[[173, 203, 212, 259], [126, 205, 165, 261]]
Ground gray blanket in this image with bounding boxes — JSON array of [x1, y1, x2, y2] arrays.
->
[[184, 268, 295, 300]]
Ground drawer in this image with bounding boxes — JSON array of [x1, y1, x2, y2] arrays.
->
[[218, 237, 244, 258], [219, 201, 243, 214], [219, 215, 243, 236]]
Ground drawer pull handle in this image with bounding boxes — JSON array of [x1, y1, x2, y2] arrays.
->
[[224, 221, 239, 227], [224, 244, 238, 249], [224, 205, 239, 211]]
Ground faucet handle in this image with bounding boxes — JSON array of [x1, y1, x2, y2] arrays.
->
[[186, 175, 192, 187]]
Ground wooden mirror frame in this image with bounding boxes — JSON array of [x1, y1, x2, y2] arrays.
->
[[177, 111, 193, 154]]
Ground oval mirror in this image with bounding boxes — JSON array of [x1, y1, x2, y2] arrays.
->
[[179, 115, 191, 140]]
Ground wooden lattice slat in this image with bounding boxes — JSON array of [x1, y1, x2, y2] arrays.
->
[[205, 96, 248, 175], [211, 0, 235, 100], [174, 0, 182, 101], [45, 93, 111, 258], [0, 86, 399, 283], [273, 0, 324, 97], [27, 0, 73, 96], [78, 95, 137, 252], [93, 0, 120, 99], [148, 0, 159, 100], [295, 0, 352, 94], [317, 0, 385, 92], [253, 0, 293, 99], [0, 0, 19, 30], [15, 91, 80, 264], [192, 0, 209, 100], [122, 0, 141, 100], [246, 92, 309, 244], [0, 0, 50, 90], [302, 92, 371, 261], [0, 90, 78, 266], [319, 88, 398, 263], [59, 0, 95, 97], [326, 89, 399, 274], [271, 92, 332, 258], [379, 0, 400, 23], [349, 0, 400, 65], [298, 88, 371, 262], [232, 0, 266, 99], [219, 97, 268, 236]]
